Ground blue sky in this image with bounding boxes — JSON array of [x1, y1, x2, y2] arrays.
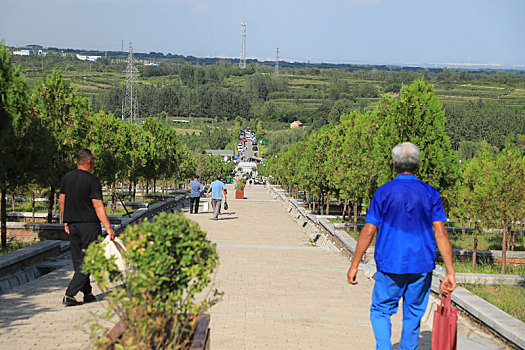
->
[[1, 0, 524, 67]]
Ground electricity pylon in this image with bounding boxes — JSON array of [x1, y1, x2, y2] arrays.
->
[[239, 21, 247, 69], [122, 42, 138, 123]]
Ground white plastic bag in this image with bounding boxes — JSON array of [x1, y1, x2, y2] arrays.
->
[[203, 200, 209, 212], [103, 236, 128, 273]]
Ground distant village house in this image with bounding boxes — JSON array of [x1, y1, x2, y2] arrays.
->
[[76, 54, 101, 62], [205, 149, 234, 163], [13, 50, 30, 56], [290, 121, 303, 128]]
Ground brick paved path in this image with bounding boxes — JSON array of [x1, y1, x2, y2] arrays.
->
[[0, 183, 508, 349], [0, 266, 105, 350], [189, 184, 404, 349]]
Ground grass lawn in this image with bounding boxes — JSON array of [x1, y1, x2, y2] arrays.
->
[[448, 231, 525, 251], [463, 284, 525, 323], [345, 228, 376, 246], [439, 259, 525, 275], [10, 201, 50, 213]]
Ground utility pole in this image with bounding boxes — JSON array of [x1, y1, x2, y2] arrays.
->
[[239, 21, 247, 69], [275, 48, 279, 76], [122, 42, 138, 123]]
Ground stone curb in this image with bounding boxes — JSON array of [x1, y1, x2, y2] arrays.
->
[[430, 280, 525, 350], [433, 265, 525, 287], [267, 182, 525, 349]]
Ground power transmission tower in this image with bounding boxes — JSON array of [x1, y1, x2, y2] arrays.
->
[[122, 42, 139, 123], [275, 48, 279, 76], [239, 21, 247, 69]]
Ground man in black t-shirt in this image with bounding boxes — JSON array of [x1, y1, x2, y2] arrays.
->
[[59, 149, 115, 306]]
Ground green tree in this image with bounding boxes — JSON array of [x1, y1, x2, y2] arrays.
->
[[88, 112, 129, 213], [460, 142, 494, 267], [32, 68, 91, 222], [486, 141, 525, 273], [0, 43, 48, 249], [461, 140, 525, 273], [335, 110, 381, 232], [373, 80, 459, 208]]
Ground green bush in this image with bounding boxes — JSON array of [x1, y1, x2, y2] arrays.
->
[[235, 177, 247, 191], [83, 212, 221, 349]]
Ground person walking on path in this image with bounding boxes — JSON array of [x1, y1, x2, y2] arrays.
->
[[206, 175, 227, 220], [347, 142, 456, 350], [188, 175, 203, 214], [59, 149, 115, 306]]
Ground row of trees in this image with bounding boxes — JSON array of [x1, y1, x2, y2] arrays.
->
[[16, 51, 523, 150], [0, 43, 232, 250], [265, 80, 524, 273]]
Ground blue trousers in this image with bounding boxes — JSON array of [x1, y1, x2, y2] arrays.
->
[[370, 271, 432, 350]]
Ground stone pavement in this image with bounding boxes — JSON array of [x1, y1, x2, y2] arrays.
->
[[0, 183, 510, 349], [188, 184, 506, 350], [0, 266, 106, 350]]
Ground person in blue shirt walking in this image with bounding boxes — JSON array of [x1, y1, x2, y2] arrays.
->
[[206, 175, 227, 220], [347, 142, 456, 350], [188, 175, 203, 214]]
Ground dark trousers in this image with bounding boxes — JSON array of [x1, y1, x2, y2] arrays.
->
[[189, 196, 200, 214], [65, 223, 101, 297]]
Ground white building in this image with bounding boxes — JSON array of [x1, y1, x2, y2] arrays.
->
[[205, 149, 234, 163], [13, 50, 30, 56], [76, 54, 101, 62]]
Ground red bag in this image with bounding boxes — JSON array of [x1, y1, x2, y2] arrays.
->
[[431, 293, 457, 350]]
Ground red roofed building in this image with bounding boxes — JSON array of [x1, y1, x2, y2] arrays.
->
[[290, 120, 303, 128]]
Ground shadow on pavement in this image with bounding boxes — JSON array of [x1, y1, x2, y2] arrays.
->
[[0, 270, 72, 332], [392, 330, 432, 349]]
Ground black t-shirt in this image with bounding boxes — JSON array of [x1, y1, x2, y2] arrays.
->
[[60, 169, 103, 223]]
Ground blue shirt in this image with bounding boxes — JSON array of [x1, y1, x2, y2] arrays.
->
[[210, 180, 226, 200], [365, 174, 447, 274], [189, 180, 202, 198]]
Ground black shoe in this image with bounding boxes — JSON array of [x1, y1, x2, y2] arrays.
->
[[84, 294, 97, 303], [62, 295, 81, 307]]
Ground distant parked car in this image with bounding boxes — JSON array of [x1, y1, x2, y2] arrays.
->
[[252, 146, 258, 151]]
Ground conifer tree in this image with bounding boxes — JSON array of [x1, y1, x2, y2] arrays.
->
[[374, 80, 459, 207]]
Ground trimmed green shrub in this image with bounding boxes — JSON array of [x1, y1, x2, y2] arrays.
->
[[83, 212, 221, 349]]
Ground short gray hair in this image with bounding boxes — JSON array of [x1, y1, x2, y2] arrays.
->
[[392, 142, 420, 173]]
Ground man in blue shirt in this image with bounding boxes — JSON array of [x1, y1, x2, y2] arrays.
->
[[188, 175, 202, 214], [206, 175, 227, 220], [347, 142, 456, 350]]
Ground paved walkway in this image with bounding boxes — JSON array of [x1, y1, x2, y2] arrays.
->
[[189, 185, 419, 349], [0, 183, 509, 349], [0, 266, 105, 349]]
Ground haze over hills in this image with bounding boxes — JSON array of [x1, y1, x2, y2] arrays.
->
[[8, 42, 525, 72]]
